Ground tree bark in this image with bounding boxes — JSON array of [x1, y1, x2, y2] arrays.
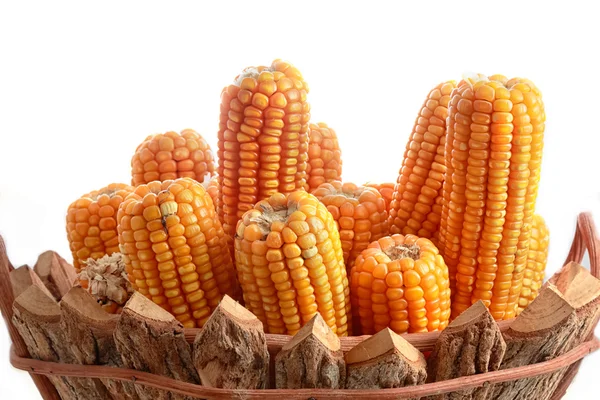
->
[[427, 300, 505, 399], [275, 313, 345, 389], [193, 295, 270, 389], [345, 327, 427, 389], [114, 292, 199, 400], [12, 285, 113, 399], [34, 250, 77, 300], [60, 286, 138, 399]]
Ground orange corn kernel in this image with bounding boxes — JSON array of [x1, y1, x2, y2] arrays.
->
[[389, 81, 457, 240], [306, 122, 342, 191], [350, 234, 451, 335], [131, 129, 215, 186], [311, 181, 388, 270], [116, 177, 237, 328], [66, 183, 134, 272], [365, 182, 395, 211], [234, 190, 351, 336], [217, 59, 310, 242], [438, 75, 545, 320], [517, 214, 549, 314], [202, 175, 219, 209]]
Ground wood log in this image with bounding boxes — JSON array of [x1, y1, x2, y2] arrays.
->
[[114, 292, 199, 400], [12, 285, 113, 399], [0, 236, 60, 399], [60, 286, 138, 399], [275, 313, 345, 389], [491, 285, 583, 399], [427, 300, 506, 399], [10, 264, 53, 299], [345, 327, 427, 389], [193, 295, 269, 389], [34, 250, 77, 300]]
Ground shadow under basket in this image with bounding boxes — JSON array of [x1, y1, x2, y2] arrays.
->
[[1, 212, 599, 400]]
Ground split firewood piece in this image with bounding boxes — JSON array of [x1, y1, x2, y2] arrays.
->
[[34, 250, 77, 300], [491, 285, 581, 399], [426, 300, 506, 399], [60, 286, 139, 400], [193, 295, 270, 389], [10, 264, 53, 299], [12, 285, 112, 399], [345, 327, 427, 389], [114, 292, 199, 400], [275, 313, 345, 389]]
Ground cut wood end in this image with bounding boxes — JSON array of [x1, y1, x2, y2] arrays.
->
[[282, 313, 340, 352], [217, 295, 263, 328], [510, 285, 574, 334], [60, 287, 118, 325], [10, 265, 52, 299], [13, 285, 60, 322], [123, 292, 176, 323], [33, 251, 58, 274], [549, 261, 600, 309], [345, 328, 421, 365], [446, 300, 490, 331]]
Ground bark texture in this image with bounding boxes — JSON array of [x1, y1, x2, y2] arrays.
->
[[193, 295, 270, 389], [275, 313, 345, 389]]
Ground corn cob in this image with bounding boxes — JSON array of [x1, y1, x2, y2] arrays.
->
[[311, 181, 388, 269], [234, 190, 351, 336], [438, 74, 545, 320], [365, 182, 395, 211], [306, 122, 342, 191], [131, 129, 215, 186], [517, 214, 549, 314], [388, 81, 457, 239], [116, 177, 236, 328], [202, 175, 219, 209], [217, 60, 310, 241], [350, 234, 451, 335], [67, 183, 134, 272]]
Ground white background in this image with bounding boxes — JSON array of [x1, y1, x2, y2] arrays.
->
[[1, 0, 599, 398]]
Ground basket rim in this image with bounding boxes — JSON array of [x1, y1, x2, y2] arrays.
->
[[9, 337, 600, 399]]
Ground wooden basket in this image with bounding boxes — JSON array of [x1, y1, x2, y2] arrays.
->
[[1, 212, 599, 400]]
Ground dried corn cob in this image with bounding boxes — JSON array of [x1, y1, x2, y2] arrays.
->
[[306, 122, 342, 191], [365, 182, 395, 211], [116, 177, 236, 328], [438, 74, 545, 320], [234, 190, 351, 336], [388, 81, 457, 239], [202, 175, 219, 209], [217, 60, 310, 240], [131, 129, 215, 186], [517, 214, 549, 314], [350, 234, 451, 335], [311, 181, 388, 269], [67, 183, 134, 272]]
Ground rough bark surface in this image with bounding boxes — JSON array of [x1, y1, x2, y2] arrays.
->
[[12, 285, 112, 399], [491, 285, 582, 400], [10, 265, 53, 299], [427, 301, 506, 400], [60, 286, 138, 399], [275, 313, 345, 389], [193, 295, 269, 389], [345, 327, 427, 389], [114, 292, 199, 400], [34, 250, 77, 300]]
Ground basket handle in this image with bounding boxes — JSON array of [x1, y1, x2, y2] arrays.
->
[[563, 212, 600, 279]]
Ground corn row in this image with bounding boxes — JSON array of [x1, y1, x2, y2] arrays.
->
[[217, 60, 310, 240], [311, 181, 388, 269], [365, 182, 395, 211], [438, 75, 545, 320], [234, 190, 351, 336], [517, 214, 549, 314], [389, 81, 457, 239], [67, 183, 134, 272], [117, 177, 236, 328], [131, 129, 215, 186], [306, 122, 342, 191]]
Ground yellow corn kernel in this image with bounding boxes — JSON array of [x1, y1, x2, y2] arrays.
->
[[517, 214, 549, 314], [305, 122, 342, 191]]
